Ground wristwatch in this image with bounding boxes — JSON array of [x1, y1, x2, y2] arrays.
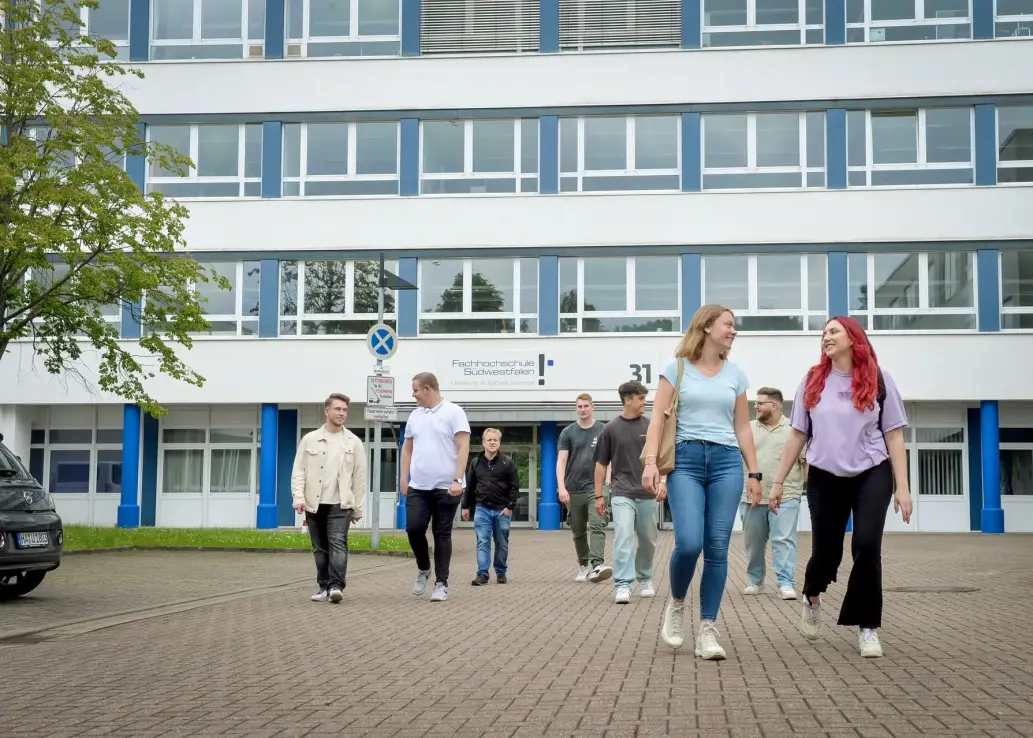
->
[[453, 478, 462, 484], [748, 472, 763, 481]]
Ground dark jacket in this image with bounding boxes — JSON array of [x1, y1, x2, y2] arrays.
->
[[461, 452, 520, 512]]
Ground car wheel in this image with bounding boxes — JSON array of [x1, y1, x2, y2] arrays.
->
[[0, 571, 47, 601]]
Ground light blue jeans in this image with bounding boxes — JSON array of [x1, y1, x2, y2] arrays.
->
[[474, 507, 511, 577], [611, 496, 659, 588], [738, 498, 801, 588], [666, 441, 744, 621]]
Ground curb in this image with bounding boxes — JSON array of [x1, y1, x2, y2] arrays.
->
[[64, 546, 415, 558]]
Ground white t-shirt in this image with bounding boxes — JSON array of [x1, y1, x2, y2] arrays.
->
[[320, 430, 347, 505], [405, 400, 471, 490]]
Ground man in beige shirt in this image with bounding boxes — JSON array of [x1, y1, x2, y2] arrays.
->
[[739, 387, 806, 600]]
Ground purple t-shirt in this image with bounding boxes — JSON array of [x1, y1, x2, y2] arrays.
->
[[789, 368, 907, 478]]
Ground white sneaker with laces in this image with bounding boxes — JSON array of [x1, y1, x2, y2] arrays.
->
[[413, 569, 431, 596], [744, 584, 762, 595], [588, 565, 613, 583], [615, 587, 631, 604], [801, 597, 822, 640], [639, 580, 656, 598], [310, 590, 329, 602], [328, 588, 343, 604], [574, 565, 591, 582], [859, 628, 883, 658], [660, 598, 686, 649], [430, 583, 448, 602], [695, 622, 727, 661], [779, 585, 798, 600]]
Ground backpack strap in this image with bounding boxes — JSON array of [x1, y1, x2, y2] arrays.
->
[[806, 367, 887, 438]]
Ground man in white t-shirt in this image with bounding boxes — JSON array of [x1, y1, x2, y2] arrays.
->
[[400, 372, 471, 603]]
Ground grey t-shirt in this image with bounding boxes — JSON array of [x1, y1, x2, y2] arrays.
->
[[593, 415, 652, 500], [559, 421, 604, 493]]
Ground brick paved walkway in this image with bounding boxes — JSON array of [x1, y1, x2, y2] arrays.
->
[[1, 531, 1031, 737]]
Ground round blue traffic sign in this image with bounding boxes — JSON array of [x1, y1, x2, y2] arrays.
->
[[366, 322, 398, 360]]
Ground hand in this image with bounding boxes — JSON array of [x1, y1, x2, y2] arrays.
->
[[293, 503, 305, 514], [462, 509, 471, 521], [642, 462, 659, 494], [558, 487, 570, 505], [894, 488, 913, 524], [352, 515, 362, 523], [654, 479, 668, 502], [746, 478, 763, 508], [594, 496, 606, 517], [448, 480, 462, 497], [501, 508, 512, 517], [768, 482, 783, 513]]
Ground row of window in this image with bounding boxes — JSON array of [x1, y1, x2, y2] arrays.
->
[[141, 105, 1033, 198], [49, 0, 1033, 61]]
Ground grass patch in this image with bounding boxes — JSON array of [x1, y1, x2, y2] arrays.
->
[[64, 525, 410, 552]]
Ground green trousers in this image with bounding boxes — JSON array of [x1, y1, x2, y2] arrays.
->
[[568, 489, 609, 568]]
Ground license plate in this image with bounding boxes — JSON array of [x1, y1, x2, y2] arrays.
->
[[16, 531, 49, 548]]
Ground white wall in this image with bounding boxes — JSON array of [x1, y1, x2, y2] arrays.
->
[[178, 187, 1033, 253], [0, 405, 33, 464], [120, 41, 1033, 116], [1, 333, 1031, 406]]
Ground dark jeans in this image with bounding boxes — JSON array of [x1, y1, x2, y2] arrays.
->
[[406, 487, 462, 586], [803, 460, 893, 629], [306, 504, 352, 591]]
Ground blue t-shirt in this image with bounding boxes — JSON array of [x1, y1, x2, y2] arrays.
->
[[661, 358, 749, 448]]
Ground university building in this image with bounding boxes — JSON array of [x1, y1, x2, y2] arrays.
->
[[1, 0, 1032, 534]]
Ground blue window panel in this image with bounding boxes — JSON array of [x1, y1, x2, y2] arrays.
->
[[261, 121, 283, 199], [541, 0, 559, 53], [141, 414, 159, 527], [827, 252, 848, 318], [976, 249, 1001, 332], [277, 409, 298, 526], [259, 259, 279, 337], [974, 104, 997, 187], [126, 123, 146, 192], [682, 0, 701, 49], [266, 0, 285, 58], [967, 407, 982, 532], [824, 0, 845, 44], [257, 404, 279, 529], [980, 401, 1004, 534], [117, 404, 141, 528], [681, 113, 701, 192], [129, 0, 150, 61], [398, 257, 418, 336], [400, 118, 419, 196], [120, 300, 142, 339], [539, 255, 559, 335], [681, 254, 701, 330], [973, 0, 993, 40], [538, 422, 560, 530], [826, 108, 847, 190], [540, 116, 559, 195], [402, 0, 420, 56]]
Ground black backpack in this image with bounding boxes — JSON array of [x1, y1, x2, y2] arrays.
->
[[806, 368, 887, 440]]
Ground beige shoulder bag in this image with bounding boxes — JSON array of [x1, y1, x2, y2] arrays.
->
[[642, 358, 684, 476]]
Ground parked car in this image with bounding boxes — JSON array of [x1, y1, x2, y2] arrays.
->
[[0, 433, 63, 600]]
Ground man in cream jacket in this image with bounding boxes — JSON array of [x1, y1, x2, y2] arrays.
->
[[292, 393, 368, 604]]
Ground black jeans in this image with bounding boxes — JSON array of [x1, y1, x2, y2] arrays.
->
[[405, 487, 462, 586], [306, 504, 352, 591], [803, 460, 893, 629]]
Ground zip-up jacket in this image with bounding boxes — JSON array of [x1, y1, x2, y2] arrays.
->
[[461, 452, 520, 512]]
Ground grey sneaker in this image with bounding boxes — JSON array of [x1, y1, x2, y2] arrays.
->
[[430, 583, 448, 602], [413, 569, 431, 596], [661, 597, 686, 649], [801, 597, 822, 640], [310, 590, 329, 602], [587, 565, 613, 583], [328, 588, 343, 604]]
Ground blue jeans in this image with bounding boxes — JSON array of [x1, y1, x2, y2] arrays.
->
[[611, 497, 659, 588], [474, 507, 511, 577], [666, 441, 744, 621], [738, 498, 801, 588]]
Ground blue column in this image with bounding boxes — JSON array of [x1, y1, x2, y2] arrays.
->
[[400, 118, 419, 196], [976, 249, 1001, 332], [127, 122, 147, 191], [396, 422, 408, 529], [681, 0, 701, 49], [140, 414, 158, 527], [540, 0, 559, 52], [117, 404, 141, 528], [539, 255, 559, 335], [398, 257, 418, 337], [276, 409, 298, 526], [539, 421, 560, 530], [680, 113, 701, 192], [266, 0, 285, 59], [401, 0, 420, 56], [129, 0, 150, 61], [261, 121, 283, 198], [827, 252, 848, 318], [826, 108, 847, 190], [824, 0, 846, 45], [121, 300, 142, 339], [980, 400, 1004, 533], [259, 259, 280, 337], [967, 407, 983, 531], [257, 403, 279, 529], [974, 104, 997, 187], [681, 254, 701, 330], [973, 0, 994, 39], [539, 115, 559, 195]]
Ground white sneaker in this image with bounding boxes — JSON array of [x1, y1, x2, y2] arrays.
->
[[615, 587, 631, 604], [660, 598, 686, 649], [639, 580, 656, 598], [430, 583, 448, 602], [779, 585, 798, 600], [801, 597, 822, 640], [859, 628, 883, 658], [694, 622, 727, 661], [328, 588, 343, 604], [744, 584, 762, 595], [310, 590, 329, 602], [574, 565, 591, 583], [588, 565, 613, 583], [413, 569, 431, 596]]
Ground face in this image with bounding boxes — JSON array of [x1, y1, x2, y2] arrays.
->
[[324, 399, 348, 427], [575, 399, 593, 420], [754, 395, 778, 422], [705, 311, 737, 353], [482, 432, 501, 454], [822, 320, 853, 359], [624, 393, 648, 417], [411, 381, 433, 407]]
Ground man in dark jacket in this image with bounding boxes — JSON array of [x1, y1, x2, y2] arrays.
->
[[461, 428, 520, 585]]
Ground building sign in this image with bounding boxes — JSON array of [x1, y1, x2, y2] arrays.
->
[[441, 352, 552, 389]]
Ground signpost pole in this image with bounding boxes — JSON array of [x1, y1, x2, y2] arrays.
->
[[371, 254, 386, 551]]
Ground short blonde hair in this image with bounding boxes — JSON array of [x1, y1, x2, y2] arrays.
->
[[575, 393, 593, 404], [674, 304, 735, 362], [482, 428, 502, 441]]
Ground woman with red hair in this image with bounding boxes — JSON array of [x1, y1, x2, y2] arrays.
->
[[769, 316, 913, 658]]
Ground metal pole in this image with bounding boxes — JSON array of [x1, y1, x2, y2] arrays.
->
[[370, 254, 386, 550]]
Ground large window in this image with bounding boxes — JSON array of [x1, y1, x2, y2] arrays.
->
[[703, 0, 824, 47], [286, 0, 401, 57], [280, 259, 396, 335], [995, 0, 1033, 37], [560, 116, 680, 193], [151, 0, 266, 59], [997, 105, 1033, 184], [148, 124, 262, 197], [421, 0, 538, 55], [45, 0, 131, 59], [1001, 428, 1033, 496], [914, 426, 965, 497], [283, 122, 399, 196], [1001, 250, 1033, 330], [559, 0, 681, 50], [193, 261, 261, 336], [26, 261, 122, 332], [161, 427, 254, 496], [846, 0, 971, 42], [559, 256, 680, 333], [702, 253, 827, 331], [848, 251, 976, 330], [420, 120, 538, 195], [847, 108, 973, 187], [419, 258, 538, 335], [702, 112, 825, 190]]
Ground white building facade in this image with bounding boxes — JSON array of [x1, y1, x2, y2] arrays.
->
[[1, 0, 1032, 534]]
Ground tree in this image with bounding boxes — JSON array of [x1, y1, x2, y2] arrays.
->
[[423, 270, 519, 334], [279, 260, 396, 334], [0, 0, 224, 418]]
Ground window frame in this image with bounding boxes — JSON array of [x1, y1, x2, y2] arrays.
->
[[146, 123, 262, 198], [846, 0, 972, 43], [23, 261, 123, 329], [558, 256, 682, 335], [995, 105, 1033, 185], [285, 0, 402, 57], [993, 0, 1033, 37], [190, 261, 261, 337], [418, 258, 538, 336], [419, 119, 539, 195], [282, 121, 400, 197], [998, 250, 1033, 330], [559, 115, 681, 194], [1000, 443, 1033, 497], [913, 424, 967, 498], [29, 409, 124, 503], [702, 0, 824, 48], [47, 0, 132, 56], [279, 259, 399, 337], [158, 425, 257, 499], [150, 0, 265, 58]]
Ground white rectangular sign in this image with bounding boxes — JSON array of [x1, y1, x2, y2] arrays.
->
[[364, 406, 398, 422], [366, 375, 395, 406]]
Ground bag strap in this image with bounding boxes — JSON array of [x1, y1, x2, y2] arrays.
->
[[669, 358, 685, 415]]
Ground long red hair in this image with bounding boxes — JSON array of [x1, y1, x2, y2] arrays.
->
[[803, 316, 880, 412]]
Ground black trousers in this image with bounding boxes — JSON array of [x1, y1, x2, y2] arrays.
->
[[405, 488, 462, 586], [803, 460, 893, 629], [306, 504, 352, 591]]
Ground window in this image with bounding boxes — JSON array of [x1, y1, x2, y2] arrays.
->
[[995, 0, 1033, 38], [846, 0, 971, 42], [44, 0, 131, 59], [148, 124, 262, 197], [559, 256, 680, 333], [560, 116, 680, 193], [848, 251, 976, 330], [847, 109, 973, 187], [420, 119, 538, 195], [1001, 250, 1033, 330], [702, 254, 827, 331], [26, 261, 122, 331], [151, 0, 266, 59], [559, 0, 681, 50], [161, 427, 254, 496], [192, 261, 261, 336], [702, 112, 825, 190], [997, 105, 1033, 184], [1001, 438, 1033, 495], [421, 0, 537, 54], [280, 259, 397, 335], [287, 0, 401, 58], [914, 426, 965, 497], [703, 0, 824, 47], [283, 122, 399, 196], [419, 258, 538, 334]]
